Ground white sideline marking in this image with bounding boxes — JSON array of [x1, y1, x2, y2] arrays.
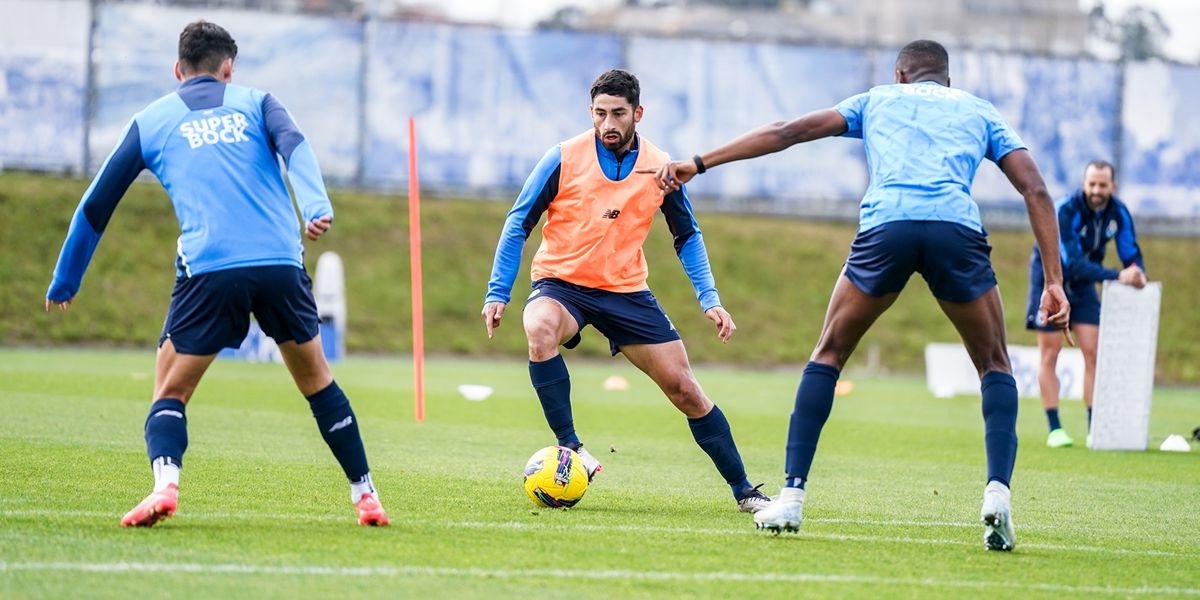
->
[[0, 561, 1197, 596], [1, 509, 1191, 559]]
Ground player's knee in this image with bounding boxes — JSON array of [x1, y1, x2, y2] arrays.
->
[[524, 322, 560, 355], [663, 377, 706, 414], [1039, 350, 1059, 369]]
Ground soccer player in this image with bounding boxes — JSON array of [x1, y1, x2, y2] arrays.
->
[[44, 21, 388, 527], [482, 69, 771, 514], [1027, 160, 1146, 448], [646, 40, 1070, 550]]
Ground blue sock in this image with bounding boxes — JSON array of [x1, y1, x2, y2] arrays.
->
[[687, 405, 751, 499], [785, 362, 840, 489], [1046, 408, 1062, 432], [530, 355, 580, 448], [1087, 407, 1093, 429], [981, 371, 1019, 487], [307, 381, 369, 482], [145, 398, 188, 469]]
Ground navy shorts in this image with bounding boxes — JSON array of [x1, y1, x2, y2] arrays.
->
[[159, 265, 320, 355], [844, 221, 997, 303], [524, 278, 681, 356], [1025, 276, 1101, 332]]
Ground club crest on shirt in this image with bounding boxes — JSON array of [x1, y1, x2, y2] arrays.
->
[[1106, 221, 1119, 238]]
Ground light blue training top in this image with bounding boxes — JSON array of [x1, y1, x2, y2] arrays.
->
[[47, 75, 331, 301], [835, 81, 1026, 233]]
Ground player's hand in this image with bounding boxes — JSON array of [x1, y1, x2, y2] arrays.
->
[[482, 301, 506, 338], [1039, 283, 1073, 346], [636, 160, 697, 194], [44, 297, 73, 312], [305, 216, 333, 241], [704, 306, 736, 344], [1118, 265, 1147, 289]]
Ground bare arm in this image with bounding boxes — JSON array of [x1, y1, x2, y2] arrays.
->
[[639, 109, 848, 192], [700, 109, 848, 171], [999, 149, 1071, 328]]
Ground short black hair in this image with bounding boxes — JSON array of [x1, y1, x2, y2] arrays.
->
[[590, 69, 640, 107], [178, 20, 238, 75], [896, 40, 949, 79], [1085, 159, 1117, 179]]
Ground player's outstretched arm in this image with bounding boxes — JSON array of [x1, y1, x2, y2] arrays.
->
[[638, 109, 848, 193], [999, 149, 1070, 330], [46, 118, 146, 312]]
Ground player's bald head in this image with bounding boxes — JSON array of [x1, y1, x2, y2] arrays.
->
[[895, 40, 950, 85]]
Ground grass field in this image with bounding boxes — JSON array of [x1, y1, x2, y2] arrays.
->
[[1, 348, 1198, 599], [6, 171, 1200, 382]]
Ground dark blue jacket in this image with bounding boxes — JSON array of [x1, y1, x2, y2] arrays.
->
[[1031, 189, 1144, 285]]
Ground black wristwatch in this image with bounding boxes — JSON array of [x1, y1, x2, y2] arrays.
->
[[692, 154, 707, 174]]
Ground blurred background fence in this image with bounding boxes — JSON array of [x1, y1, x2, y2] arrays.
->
[[3, 0, 1199, 232]]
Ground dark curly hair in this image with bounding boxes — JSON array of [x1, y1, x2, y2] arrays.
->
[[178, 20, 238, 75], [590, 69, 640, 107]]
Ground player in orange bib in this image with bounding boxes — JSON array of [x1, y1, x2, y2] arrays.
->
[[482, 69, 770, 513]]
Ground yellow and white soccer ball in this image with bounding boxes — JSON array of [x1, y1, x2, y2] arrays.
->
[[522, 445, 589, 508]]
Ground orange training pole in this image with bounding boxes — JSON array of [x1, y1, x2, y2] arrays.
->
[[408, 117, 425, 422]]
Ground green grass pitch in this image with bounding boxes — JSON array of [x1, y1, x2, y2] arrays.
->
[[1, 348, 1197, 598]]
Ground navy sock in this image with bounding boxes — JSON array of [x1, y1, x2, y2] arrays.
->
[[1046, 408, 1062, 432], [1087, 407, 1093, 429], [307, 381, 369, 482], [530, 355, 580, 448], [687, 405, 751, 498], [981, 371, 1019, 487], [145, 398, 188, 469], [785, 362, 840, 489]]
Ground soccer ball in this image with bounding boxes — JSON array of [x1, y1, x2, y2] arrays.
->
[[522, 445, 589, 508]]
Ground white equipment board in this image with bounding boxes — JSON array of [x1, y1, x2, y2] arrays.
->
[[1089, 281, 1162, 451]]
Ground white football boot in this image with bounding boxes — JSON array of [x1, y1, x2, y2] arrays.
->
[[736, 484, 772, 514], [574, 446, 603, 481], [753, 487, 804, 533], [980, 481, 1015, 551]]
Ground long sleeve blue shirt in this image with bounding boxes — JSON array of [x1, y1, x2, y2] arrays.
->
[[47, 76, 331, 301]]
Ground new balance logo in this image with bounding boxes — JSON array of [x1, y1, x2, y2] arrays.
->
[[328, 416, 354, 433], [602, 209, 621, 219]]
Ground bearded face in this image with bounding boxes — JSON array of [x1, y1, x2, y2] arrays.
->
[[1083, 164, 1116, 210], [590, 93, 642, 154]]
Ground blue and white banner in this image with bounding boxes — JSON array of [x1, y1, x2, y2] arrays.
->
[[91, 4, 361, 179], [630, 39, 871, 212], [0, 51, 85, 171], [363, 22, 622, 191], [1121, 61, 1200, 218], [0, 0, 88, 171], [2, 1, 1198, 223]]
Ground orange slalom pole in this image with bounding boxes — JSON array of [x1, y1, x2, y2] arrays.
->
[[408, 117, 425, 423]]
